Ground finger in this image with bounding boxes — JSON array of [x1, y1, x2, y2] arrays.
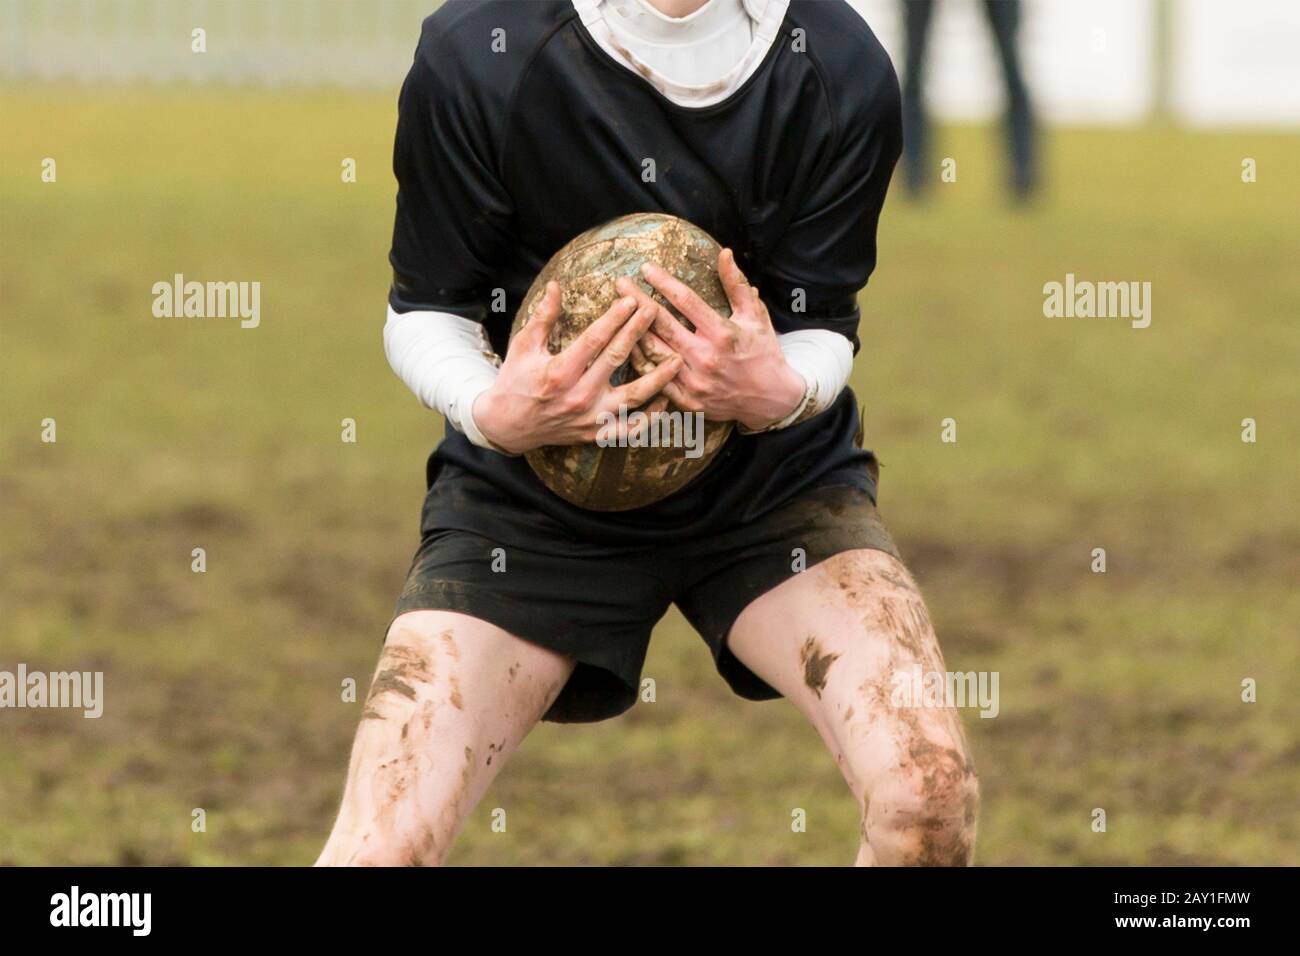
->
[[630, 341, 656, 377], [612, 353, 682, 408], [659, 380, 698, 413], [578, 299, 658, 392], [625, 394, 673, 439], [617, 392, 675, 445], [662, 380, 720, 420], [551, 294, 639, 381], [640, 262, 729, 336], [624, 403, 658, 443], [717, 248, 755, 317], [520, 281, 563, 350], [638, 329, 675, 364], [616, 276, 702, 351], [615, 275, 674, 322], [648, 306, 697, 353], [618, 276, 694, 340], [615, 274, 655, 304]]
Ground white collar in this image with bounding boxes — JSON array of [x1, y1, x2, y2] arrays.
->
[[603, 0, 748, 45], [572, 0, 789, 108]]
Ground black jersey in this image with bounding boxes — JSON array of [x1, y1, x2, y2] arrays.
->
[[389, 0, 902, 551]]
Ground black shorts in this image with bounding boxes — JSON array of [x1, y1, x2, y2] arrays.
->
[[392, 483, 899, 723]]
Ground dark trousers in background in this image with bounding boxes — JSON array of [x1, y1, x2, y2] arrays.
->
[[901, 0, 1038, 197]]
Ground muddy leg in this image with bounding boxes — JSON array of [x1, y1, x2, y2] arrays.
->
[[316, 610, 574, 866], [728, 549, 979, 866]]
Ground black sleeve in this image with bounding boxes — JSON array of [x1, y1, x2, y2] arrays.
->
[[388, 25, 515, 319], [757, 67, 902, 353]]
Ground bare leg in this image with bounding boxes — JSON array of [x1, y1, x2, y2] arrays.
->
[[727, 549, 978, 865], [316, 610, 575, 866]]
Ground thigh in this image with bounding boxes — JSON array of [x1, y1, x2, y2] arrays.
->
[[726, 549, 972, 794], [396, 528, 671, 723], [364, 609, 575, 744], [320, 610, 574, 865], [677, 482, 898, 704]]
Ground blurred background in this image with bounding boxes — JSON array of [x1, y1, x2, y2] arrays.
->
[[1, 0, 1297, 865]]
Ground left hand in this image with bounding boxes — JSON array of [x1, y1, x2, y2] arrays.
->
[[614, 248, 806, 432]]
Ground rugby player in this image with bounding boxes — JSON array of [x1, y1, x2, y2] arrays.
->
[[317, 0, 978, 867]]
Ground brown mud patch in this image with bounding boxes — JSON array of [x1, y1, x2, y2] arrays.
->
[[800, 637, 839, 697], [363, 641, 438, 717]]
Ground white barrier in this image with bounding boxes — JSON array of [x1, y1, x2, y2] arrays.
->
[[3, 0, 1299, 127]]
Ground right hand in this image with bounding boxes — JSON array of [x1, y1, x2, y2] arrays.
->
[[472, 281, 683, 455]]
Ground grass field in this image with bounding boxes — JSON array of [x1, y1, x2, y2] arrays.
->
[[1, 87, 1298, 865]]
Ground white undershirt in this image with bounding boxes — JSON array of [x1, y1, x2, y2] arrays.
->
[[587, 0, 755, 101], [386, 0, 852, 450]]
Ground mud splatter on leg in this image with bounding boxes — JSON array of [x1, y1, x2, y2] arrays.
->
[[362, 638, 437, 721], [810, 551, 980, 865], [800, 636, 840, 698]]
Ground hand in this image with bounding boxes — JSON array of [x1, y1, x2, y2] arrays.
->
[[617, 248, 806, 432], [472, 281, 682, 454]]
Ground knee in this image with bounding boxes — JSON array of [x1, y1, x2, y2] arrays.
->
[[866, 747, 979, 866]]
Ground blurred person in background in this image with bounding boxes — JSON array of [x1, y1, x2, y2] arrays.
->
[[900, 0, 1038, 199]]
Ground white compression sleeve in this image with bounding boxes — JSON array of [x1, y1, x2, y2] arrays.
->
[[384, 306, 852, 443], [383, 304, 507, 452], [740, 328, 854, 433]]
